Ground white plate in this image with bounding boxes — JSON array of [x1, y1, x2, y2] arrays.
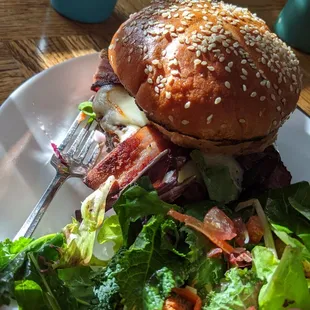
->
[[0, 53, 310, 242]]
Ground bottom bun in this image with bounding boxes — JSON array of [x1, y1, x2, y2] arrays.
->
[[152, 122, 277, 155]]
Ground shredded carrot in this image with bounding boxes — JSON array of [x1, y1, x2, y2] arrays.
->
[[78, 112, 87, 123], [172, 288, 202, 310], [168, 209, 235, 254]]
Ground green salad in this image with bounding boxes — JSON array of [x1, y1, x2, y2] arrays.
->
[[1, 150, 310, 310]]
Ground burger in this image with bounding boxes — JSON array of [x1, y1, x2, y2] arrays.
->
[[4, 2, 309, 310], [84, 0, 301, 198]]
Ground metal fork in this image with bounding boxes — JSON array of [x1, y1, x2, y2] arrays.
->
[[14, 112, 101, 240]]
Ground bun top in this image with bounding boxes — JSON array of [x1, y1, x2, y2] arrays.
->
[[108, 0, 302, 151]]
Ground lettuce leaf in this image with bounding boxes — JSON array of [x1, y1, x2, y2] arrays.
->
[[263, 182, 310, 251], [0, 234, 80, 309], [258, 246, 310, 309], [0, 237, 33, 270], [14, 280, 46, 310], [97, 215, 123, 253], [204, 268, 261, 310], [143, 267, 182, 310], [78, 101, 96, 123], [191, 150, 239, 203], [114, 181, 178, 246], [252, 246, 279, 283], [60, 176, 115, 267], [92, 248, 126, 310], [116, 215, 188, 309], [189, 255, 225, 300]]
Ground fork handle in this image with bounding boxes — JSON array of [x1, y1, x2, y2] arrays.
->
[[13, 173, 69, 240]]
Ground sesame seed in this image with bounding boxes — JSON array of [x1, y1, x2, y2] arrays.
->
[[194, 59, 202, 66], [242, 68, 248, 75], [184, 101, 191, 109], [256, 72, 261, 78], [147, 78, 153, 84], [282, 98, 287, 104], [241, 75, 247, 80], [144, 68, 149, 74], [152, 59, 159, 65], [233, 42, 239, 48], [271, 94, 276, 100], [290, 85, 293, 92], [207, 114, 213, 124], [154, 86, 159, 93], [243, 84, 247, 91], [214, 97, 222, 104], [196, 50, 201, 57], [260, 80, 266, 86], [187, 46, 195, 51], [162, 50, 167, 56], [168, 115, 174, 122], [166, 92, 171, 99], [259, 111, 263, 117], [239, 119, 246, 123], [224, 81, 231, 89], [225, 66, 231, 73], [201, 61, 208, 66], [207, 66, 215, 71], [127, 56, 131, 63], [277, 106, 281, 111], [171, 70, 179, 76], [278, 89, 282, 95], [273, 120, 278, 126], [182, 120, 189, 125], [158, 83, 164, 88], [260, 96, 266, 101], [241, 59, 247, 64], [266, 80, 271, 88], [250, 92, 257, 97], [219, 57, 225, 62], [228, 61, 234, 68]]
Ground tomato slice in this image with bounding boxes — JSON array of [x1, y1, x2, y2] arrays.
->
[[203, 207, 237, 241], [246, 215, 264, 244], [168, 209, 235, 254]]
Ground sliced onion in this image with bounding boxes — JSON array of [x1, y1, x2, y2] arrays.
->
[[236, 199, 277, 258]]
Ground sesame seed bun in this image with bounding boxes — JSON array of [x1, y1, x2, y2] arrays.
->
[[108, 0, 302, 155]]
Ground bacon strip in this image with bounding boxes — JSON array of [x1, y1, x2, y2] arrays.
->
[[91, 49, 120, 92], [84, 125, 175, 191]]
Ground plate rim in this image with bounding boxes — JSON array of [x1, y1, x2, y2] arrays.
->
[[0, 52, 99, 111]]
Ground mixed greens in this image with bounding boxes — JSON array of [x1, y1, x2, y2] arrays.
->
[[1, 150, 310, 310]]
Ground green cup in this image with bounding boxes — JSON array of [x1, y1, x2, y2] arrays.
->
[[274, 0, 310, 54]]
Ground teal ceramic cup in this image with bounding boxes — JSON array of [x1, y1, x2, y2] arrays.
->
[[51, 0, 117, 23], [274, 0, 310, 54]]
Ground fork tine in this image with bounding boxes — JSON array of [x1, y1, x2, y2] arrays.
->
[[75, 131, 96, 162], [84, 143, 100, 167], [64, 121, 93, 158], [58, 112, 83, 151]]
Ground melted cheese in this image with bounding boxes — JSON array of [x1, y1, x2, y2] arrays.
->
[[93, 85, 148, 142], [178, 155, 243, 190], [203, 154, 244, 190]]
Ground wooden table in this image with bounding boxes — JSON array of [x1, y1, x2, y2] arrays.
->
[[1, 0, 309, 116]]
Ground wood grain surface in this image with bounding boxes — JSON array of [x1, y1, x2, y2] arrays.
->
[[0, 0, 309, 117]]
